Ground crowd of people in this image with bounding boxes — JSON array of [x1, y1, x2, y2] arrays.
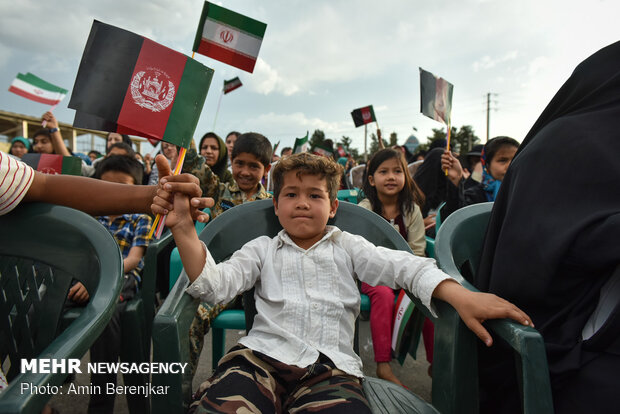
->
[[1, 40, 619, 413]]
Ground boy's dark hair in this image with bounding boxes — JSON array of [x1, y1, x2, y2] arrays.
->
[[94, 155, 143, 185], [483, 136, 520, 164], [33, 128, 51, 140], [362, 148, 425, 216], [280, 147, 292, 156], [272, 152, 343, 202], [231, 132, 272, 167], [107, 142, 136, 158]]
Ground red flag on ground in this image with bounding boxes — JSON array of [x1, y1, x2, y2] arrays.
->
[[69, 20, 214, 148]]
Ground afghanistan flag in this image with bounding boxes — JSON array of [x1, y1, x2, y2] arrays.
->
[[223, 77, 242, 94], [21, 154, 82, 176], [293, 132, 309, 154], [351, 105, 376, 128], [69, 20, 214, 148], [419, 67, 453, 125], [193, 2, 267, 73], [9, 73, 67, 105]]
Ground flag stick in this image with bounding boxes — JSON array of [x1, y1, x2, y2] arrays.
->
[[444, 123, 452, 175], [212, 89, 224, 131], [147, 146, 188, 239], [41, 104, 58, 128], [364, 124, 368, 162]]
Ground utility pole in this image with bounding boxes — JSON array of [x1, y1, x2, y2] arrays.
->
[[486, 92, 491, 142]]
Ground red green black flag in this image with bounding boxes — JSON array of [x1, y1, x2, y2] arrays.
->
[[419, 67, 453, 125], [351, 105, 376, 127], [69, 20, 214, 148], [21, 154, 82, 176]]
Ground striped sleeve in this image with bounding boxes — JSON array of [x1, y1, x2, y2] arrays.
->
[[0, 152, 35, 215]]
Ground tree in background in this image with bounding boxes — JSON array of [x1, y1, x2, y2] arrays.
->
[[419, 125, 480, 154], [309, 129, 325, 149], [337, 136, 360, 160]]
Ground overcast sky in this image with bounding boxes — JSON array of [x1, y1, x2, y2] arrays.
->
[[1, 0, 618, 154]]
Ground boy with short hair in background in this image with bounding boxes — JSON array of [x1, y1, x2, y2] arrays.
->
[[70, 155, 153, 413]]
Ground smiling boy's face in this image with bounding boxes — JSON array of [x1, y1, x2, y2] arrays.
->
[[232, 152, 267, 197], [273, 170, 338, 250]]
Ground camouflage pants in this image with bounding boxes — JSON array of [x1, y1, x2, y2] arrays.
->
[[188, 301, 230, 376], [189, 345, 371, 414]]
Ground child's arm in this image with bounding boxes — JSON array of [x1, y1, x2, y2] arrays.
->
[[123, 245, 147, 273], [432, 279, 533, 346], [41, 112, 71, 157]]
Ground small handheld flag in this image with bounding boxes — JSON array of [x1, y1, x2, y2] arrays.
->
[[351, 106, 376, 128], [69, 20, 214, 149], [21, 154, 82, 176], [223, 77, 242, 94], [193, 2, 267, 73], [419, 67, 453, 125], [293, 132, 309, 154], [9, 73, 67, 106]]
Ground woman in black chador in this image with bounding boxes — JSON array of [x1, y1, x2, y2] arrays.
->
[[475, 41, 620, 413]]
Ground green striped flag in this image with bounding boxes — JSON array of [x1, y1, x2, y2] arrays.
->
[[69, 20, 214, 148], [293, 132, 309, 154], [9, 73, 67, 105], [223, 77, 242, 94], [419, 67, 453, 125], [193, 2, 267, 73], [21, 153, 82, 176]]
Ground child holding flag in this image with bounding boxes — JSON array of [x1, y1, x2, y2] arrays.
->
[[155, 152, 533, 413]]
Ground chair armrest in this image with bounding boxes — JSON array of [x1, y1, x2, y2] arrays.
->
[[151, 273, 200, 414]]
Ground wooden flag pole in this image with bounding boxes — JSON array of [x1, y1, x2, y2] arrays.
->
[[444, 122, 452, 175]]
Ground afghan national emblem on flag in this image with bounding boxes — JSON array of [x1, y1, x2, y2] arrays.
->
[[9, 73, 67, 105], [351, 105, 376, 128], [223, 77, 243, 94], [193, 2, 267, 73], [69, 20, 214, 148], [419, 67, 454, 125]]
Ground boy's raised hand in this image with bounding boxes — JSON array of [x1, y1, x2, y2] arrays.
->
[[433, 280, 533, 346], [151, 154, 214, 223]]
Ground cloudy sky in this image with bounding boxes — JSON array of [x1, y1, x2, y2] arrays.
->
[[1, 0, 618, 154]]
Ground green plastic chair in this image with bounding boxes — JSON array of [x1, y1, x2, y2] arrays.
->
[[152, 199, 475, 414], [337, 188, 359, 204], [59, 222, 175, 414], [434, 202, 554, 413], [0, 203, 123, 414]]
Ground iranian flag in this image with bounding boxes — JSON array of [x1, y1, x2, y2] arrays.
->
[[419, 67, 453, 125], [193, 2, 267, 73], [351, 105, 376, 127], [9, 73, 67, 105], [69, 20, 214, 148], [21, 154, 82, 176], [293, 132, 309, 154], [312, 142, 334, 158], [223, 77, 242, 94]]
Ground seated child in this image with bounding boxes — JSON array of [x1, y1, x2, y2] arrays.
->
[[158, 152, 533, 413], [67, 155, 153, 413], [173, 132, 273, 374]]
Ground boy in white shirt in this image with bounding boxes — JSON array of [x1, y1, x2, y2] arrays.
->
[[158, 152, 532, 413]]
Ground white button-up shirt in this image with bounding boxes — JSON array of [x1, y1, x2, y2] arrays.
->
[[186, 225, 451, 378]]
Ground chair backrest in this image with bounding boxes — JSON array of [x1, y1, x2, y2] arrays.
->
[[434, 202, 554, 414], [408, 160, 423, 178], [0, 203, 123, 414], [349, 164, 366, 189]]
